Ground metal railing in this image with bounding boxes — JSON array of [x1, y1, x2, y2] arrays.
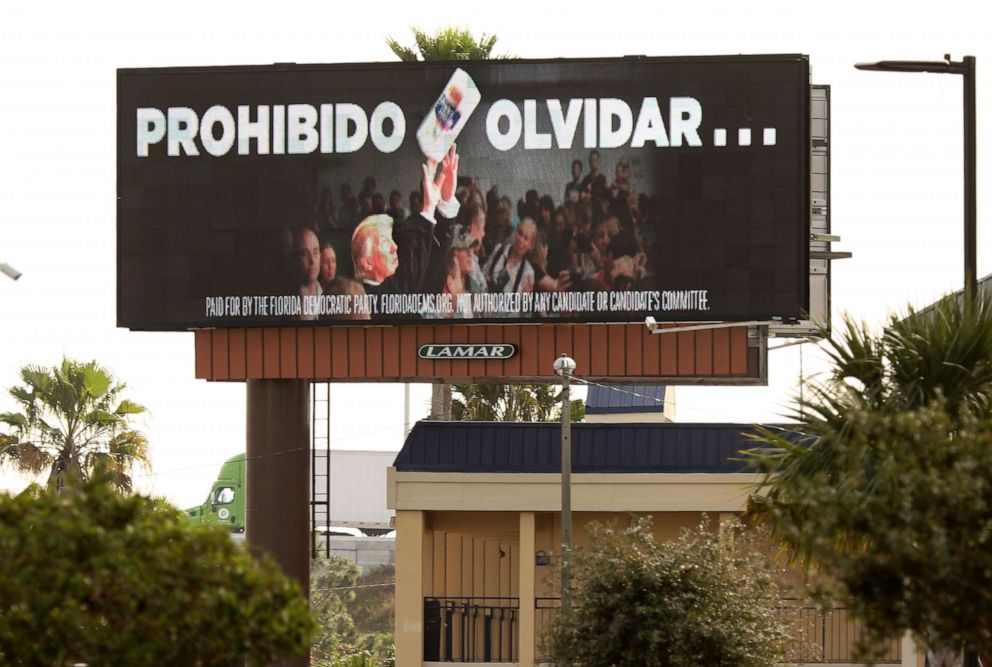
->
[[424, 597, 518, 663], [776, 601, 900, 664], [534, 597, 901, 665]]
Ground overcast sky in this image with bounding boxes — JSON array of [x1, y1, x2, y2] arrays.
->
[[1, 0, 989, 507]]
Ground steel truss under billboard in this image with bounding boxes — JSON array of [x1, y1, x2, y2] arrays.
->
[[118, 55, 810, 331]]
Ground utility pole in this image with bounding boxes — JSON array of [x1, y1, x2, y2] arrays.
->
[[553, 353, 577, 636]]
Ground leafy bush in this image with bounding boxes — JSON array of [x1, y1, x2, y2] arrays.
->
[[0, 476, 315, 666], [545, 518, 791, 667]]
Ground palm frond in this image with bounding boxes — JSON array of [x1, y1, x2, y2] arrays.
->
[[10, 441, 52, 475], [385, 36, 418, 62], [113, 399, 147, 416]]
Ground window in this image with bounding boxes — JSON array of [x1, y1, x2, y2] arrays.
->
[[213, 487, 235, 504]]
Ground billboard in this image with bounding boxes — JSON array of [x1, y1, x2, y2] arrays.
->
[[117, 55, 809, 330]]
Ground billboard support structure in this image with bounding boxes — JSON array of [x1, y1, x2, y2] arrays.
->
[[644, 318, 782, 335]]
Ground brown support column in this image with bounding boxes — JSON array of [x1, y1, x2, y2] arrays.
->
[[246, 379, 311, 667]]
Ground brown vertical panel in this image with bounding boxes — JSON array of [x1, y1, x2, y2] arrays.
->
[[331, 328, 349, 379], [399, 326, 418, 377], [625, 324, 643, 377], [607, 324, 626, 376], [416, 326, 434, 378], [296, 328, 314, 379], [695, 329, 713, 375], [660, 325, 678, 376], [642, 324, 660, 377], [262, 328, 281, 378], [519, 325, 539, 378], [537, 325, 556, 379], [246, 328, 264, 379], [572, 324, 591, 377], [467, 325, 488, 378], [433, 532, 446, 597], [449, 324, 470, 378], [445, 534, 461, 596], [498, 541, 512, 596], [472, 537, 486, 599], [460, 537, 473, 596], [517, 326, 537, 376], [502, 325, 521, 377], [483, 540, 500, 597], [194, 330, 212, 379], [431, 325, 452, 378], [382, 327, 400, 377], [485, 325, 503, 377], [348, 328, 365, 379], [229, 329, 247, 379], [211, 329, 230, 380], [555, 324, 574, 363], [712, 327, 731, 375], [589, 325, 608, 376], [314, 328, 332, 379], [365, 328, 383, 378], [449, 324, 471, 343], [677, 330, 695, 375], [730, 326, 748, 375], [279, 328, 298, 378]]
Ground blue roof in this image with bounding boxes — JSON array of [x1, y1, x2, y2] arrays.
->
[[394, 421, 799, 474], [584, 384, 666, 414]]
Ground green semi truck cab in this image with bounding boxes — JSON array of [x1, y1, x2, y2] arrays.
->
[[185, 453, 245, 535]]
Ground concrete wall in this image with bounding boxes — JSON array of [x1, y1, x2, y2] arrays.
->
[[327, 535, 395, 574]]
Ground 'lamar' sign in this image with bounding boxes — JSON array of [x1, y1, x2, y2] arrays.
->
[[418, 344, 517, 360]]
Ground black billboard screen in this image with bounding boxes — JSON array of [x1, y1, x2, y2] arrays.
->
[[117, 55, 809, 330]]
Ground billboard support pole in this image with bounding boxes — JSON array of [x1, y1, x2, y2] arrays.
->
[[246, 379, 311, 667]]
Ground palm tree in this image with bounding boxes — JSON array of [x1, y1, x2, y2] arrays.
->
[[386, 27, 506, 62], [385, 25, 509, 421], [749, 293, 992, 662], [751, 293, 992, 493], [451, 384, 584, 422], [0, 358, 149, 493]]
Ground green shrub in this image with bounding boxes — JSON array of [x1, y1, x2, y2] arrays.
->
[[546, 518, 791, 667], [0, 476, 315, 666]]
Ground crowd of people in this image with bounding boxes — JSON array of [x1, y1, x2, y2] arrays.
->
[[282, 147, 655, 321]]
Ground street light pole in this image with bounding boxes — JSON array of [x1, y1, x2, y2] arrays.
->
[[553, 353, 576, 627], [855, 55, 978, 303], [857, 54, 980, 667], [963, 55, 977, 304], [1, 262, 22, 281]]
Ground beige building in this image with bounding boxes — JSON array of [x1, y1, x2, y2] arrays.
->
[[387, 416, 920, 667]]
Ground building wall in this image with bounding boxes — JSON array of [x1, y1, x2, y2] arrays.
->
[[424, 512, 520, 600], [393, 483, 917, 666], [388, 470, 761, 513]]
